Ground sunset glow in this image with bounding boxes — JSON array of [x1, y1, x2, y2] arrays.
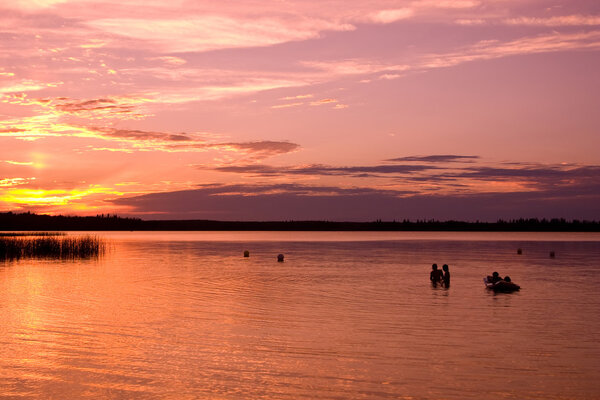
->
[[1, 0, 599, 220]]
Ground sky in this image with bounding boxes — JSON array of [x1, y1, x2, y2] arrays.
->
[[1, 0, 599, 221]]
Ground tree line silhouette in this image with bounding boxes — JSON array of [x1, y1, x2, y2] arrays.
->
[[0, 212, 598, 231]]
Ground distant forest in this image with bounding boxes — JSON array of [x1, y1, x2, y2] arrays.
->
[[1, 212, 599, 231]]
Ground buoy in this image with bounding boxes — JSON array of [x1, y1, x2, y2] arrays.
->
[[517, 248, 522, 255], [243, 250, 249, 257], [277, 254, 284, 262], [550, 251, 555, 258]]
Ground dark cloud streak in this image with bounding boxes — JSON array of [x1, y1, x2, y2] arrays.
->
[[387, 155, 480, 163], [210, 163, 436, 177], [111, 182, 600, 221]]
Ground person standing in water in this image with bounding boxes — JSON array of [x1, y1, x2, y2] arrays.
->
[[430, 264, 443, 285], [442, 264, 450, 287]]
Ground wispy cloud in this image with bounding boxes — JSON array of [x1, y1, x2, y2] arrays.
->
[[280, 94, 313, 100], [413, 0, 480, 9], [207, 163, 437, 178], [388, 155, 480, 163], [0, 80, 62, 95], [0, 177, 36, 187], [421, 31, 600, 69], [146, 56, 187, 66], [303, 60, 409, 76], [310, 98, 338, 106], [77, 127, 301, 157], [3, 160, 34, 166], [304, 30, 600, 85], [271, 102, 304, 109], [86, 16, 355, 53], [367, 9, 414, 24], [504, 15, 600, 26], [0, 115, 300, 157]]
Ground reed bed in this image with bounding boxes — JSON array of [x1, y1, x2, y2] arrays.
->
[[0, 232, 65, 237], [0, 234, 105, 261]]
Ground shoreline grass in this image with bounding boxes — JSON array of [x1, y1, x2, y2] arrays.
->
[[0, 232, 65, 237], [0, 233, 105, 261]]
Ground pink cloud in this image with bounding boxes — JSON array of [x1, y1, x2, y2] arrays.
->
[[504, 15, 600, 27], [367, 9, 414, 24], [86, 16, 355, 52]]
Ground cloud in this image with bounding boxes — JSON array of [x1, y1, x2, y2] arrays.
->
[[0, 80, 62, 95], [367, 9, 414, 24], [379, 74, 402, 80], [206, 159, 600, 200], [3, 94, 152, 121], [149, 78, 311, 103], [109, 181, 600, 221], [208, 163, 436, 178], [3, 160, 34, 166], [0, 128, 26, 133], [303, 60, 409, 76], [109, 183, 414, 220], [4, 0, 71, 11], [415, 30, 600, 71], [271, 102, 304, 109], [271, 98, 344, 109], [0, 177, 36, 187], [504, 15, 600, 27], [280, 94, 313, 100], [90, 127, 192, 142], [454, 18, 485, 25], [0, 116, 300, 157], [388, 155, 480, 163], [86, 16, 355, 53], [218, 141, 300, 156], [51, 97, 150, 120], [146, 56, 187, 66], [301, 31, 600, 85], [451, 165, 600, 190], [310, 98, 338, 106], [413, 0, 480, 9], [87, 128, 300, 156], [0, 185, 123, 209]]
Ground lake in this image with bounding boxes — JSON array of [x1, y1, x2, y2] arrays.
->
[[1, 231, 599, 399]]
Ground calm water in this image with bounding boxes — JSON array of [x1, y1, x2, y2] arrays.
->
[[1, 231, 600, 399]]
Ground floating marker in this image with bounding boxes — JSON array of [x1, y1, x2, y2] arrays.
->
[[517, 248, 522, 255], [277, 254, 284, 262], [550, 251, 555, 258], [243, 250, 249, 258]]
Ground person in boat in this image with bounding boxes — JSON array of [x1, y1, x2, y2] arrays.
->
[[430, 264, 443, 285], [492, 275, 520, 292], [442, 264, 450, 287], [489, 271, 502, 283]]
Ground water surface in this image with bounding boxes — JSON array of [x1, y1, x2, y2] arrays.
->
[[1, 231, 599, 399]]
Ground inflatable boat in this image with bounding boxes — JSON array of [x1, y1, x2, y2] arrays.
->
[[484, 276, 521, 293]]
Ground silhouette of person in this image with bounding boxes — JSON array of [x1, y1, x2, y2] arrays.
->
[[442, 264, 450, 287], [430, 263, 443, 285], [490, 271, 502, 283]]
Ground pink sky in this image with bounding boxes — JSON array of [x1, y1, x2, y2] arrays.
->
[[1, 0, 599, 220]]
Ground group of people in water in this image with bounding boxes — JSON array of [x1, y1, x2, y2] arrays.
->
[[429, 263, 450, 287], [430, 266, 520, 292]]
